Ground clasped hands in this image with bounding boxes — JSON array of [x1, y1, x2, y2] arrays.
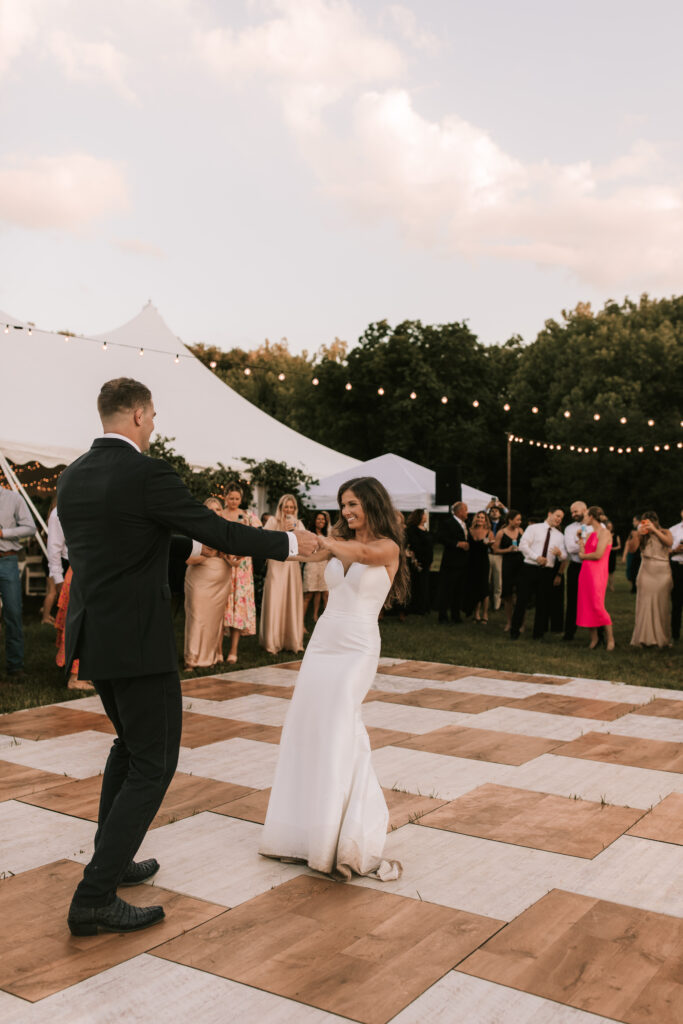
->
[[294, 529, 325, 556]]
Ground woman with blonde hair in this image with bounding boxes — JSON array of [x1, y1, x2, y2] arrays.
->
[[222, 482, 261, 664], [184, 497, 233, 668], [259, 494, 305, 654]]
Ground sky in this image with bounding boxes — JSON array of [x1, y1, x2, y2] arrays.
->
[[1, 0, 682, 356]]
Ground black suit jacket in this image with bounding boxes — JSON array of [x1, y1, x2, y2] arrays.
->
[[439, 515, 469, 571], [57, 439, 289, 679]]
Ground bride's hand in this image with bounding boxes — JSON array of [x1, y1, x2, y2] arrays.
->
[[317, 534, 333, 550]]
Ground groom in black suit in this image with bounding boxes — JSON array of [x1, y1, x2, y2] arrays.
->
[[58, 378, 317, 936]]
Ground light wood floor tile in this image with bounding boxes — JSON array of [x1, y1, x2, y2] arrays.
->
[[0, 802, 95, 875], [153, 874, 504, 1024], [397, 725, 563, 765], [512, 692, 636, 721], [373, 688, 522, 714], [559, 679, 662, 705], [0, 706, 114, 741], [417, 783, 644, 858], [392, 970, 613, 1023], [627, 793, 683, 845], [571, 834, 683, 916], [461, 707, 612, 741], [18, 772, 255, 829], [55, 696, 106, 714], [178, 737, 280, 788], [218, 666, 300, 688], [604, 714, 683, 744], [352, 825, 583, 922], [0, 761, 76, 803], [510, 753, 683, 808], [0, 859, 226, 1002], [361, 701, 470, 735], [27, 954, 346, 1023], [561, 731, 683, 774], [0, 731, 112, 780], [138, 814, 309, 907], [459, 888, 683, 1024], [372, 744, 516, 801], [203, 694, 292, 726]]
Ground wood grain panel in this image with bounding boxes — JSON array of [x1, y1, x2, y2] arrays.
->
[[397, 726, 563, 765], [561, 731, 683, 774], [375, 689, 522, 714], [0, 761, 76, 802], [627, 793, 683, 845], [633, 699, 683, 721], [512, 692, 636, 721], [0, 706, 115, 741]]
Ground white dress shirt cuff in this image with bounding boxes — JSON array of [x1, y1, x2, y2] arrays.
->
[[287, 531, 299, 557], [190, 539, 202, 559]]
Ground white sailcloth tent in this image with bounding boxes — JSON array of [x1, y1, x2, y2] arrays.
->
[[0, 303, 357, 479], [307, 453, 499, 512]]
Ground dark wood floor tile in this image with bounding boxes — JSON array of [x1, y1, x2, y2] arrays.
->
[[417, 783, 644, 858], [153, 875, 504, 1024], [276, 661, 302, 672], [180, 712, 282, 748], [560, 731, 683, 774], [633, 698, 683, 721], [367, 727, 413, 749], [627, 793, 683, 845], [513, 692, 636, 721], [0, 706, 115, 741], [376, 661, 476, 681], [181, 678, 271, 700], [375, 688, 521, 714], [0, 859, 227, 1002], [397, 725, 563, 765], [0, 761, 76, 802], [459, 888, 683, 1024]]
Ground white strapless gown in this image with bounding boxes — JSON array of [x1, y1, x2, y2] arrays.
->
[[259, 558, 402, 881]]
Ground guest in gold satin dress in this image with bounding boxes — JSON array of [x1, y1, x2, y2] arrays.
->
[[628, 511, 673, 648], [259, 494, 304, 654], [184, 498, 233, 668]]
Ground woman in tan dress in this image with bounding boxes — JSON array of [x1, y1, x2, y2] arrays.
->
[[627, 511, 673, 648], [184, 497, 233, 669], [259, 494, 304, 654], [303, 511, 331, 626]]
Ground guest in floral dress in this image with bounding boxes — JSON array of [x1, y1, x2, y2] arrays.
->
[[223, 483, 261, 664], [303, 511, 330, 626]]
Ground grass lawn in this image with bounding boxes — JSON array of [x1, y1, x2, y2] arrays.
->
[[1, 572, 680, 715]]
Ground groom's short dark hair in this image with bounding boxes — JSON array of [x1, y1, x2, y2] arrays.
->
[[98, 378, 152, 419]]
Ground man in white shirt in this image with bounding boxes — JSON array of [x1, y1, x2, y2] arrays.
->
[[670, 507, 683, 641], [510, 506, 567, 640], [563, 500, 591, 641], [0, 489, 37, 678]]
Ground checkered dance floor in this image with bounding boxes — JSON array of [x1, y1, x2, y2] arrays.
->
[[2, 659, 683, 1023]]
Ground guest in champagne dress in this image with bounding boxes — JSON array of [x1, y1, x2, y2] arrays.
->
[[259, 494, 304, 655], [184, 498, 233, 669], [628, 511, 673, 647], [260, 476, 406, 880], [222, 483, 261, 664], [303, 511, 330, 626], [577, 506, 615, 650]]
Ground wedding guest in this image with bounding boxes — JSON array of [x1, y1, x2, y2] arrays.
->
[[184, 498, 233, 669], [487, 504, 504, 611], [494, 510, 524, 632], [49, 505, 92, 691], [464, 511, 493, 623], [577, 506, 615, 650], [406, 508, 434, 615], [222, 483, 261, 665], [42, 497, 62, 625], [563, 500, 589, 641], [604, 518, 621, 591], [668, 507, 683, 641], [510, 506, 566, 640], [0, 486, 36, 679], [624, 515, 642, 593], [628, 511, 673, 647], [303, 511, 331, 625], [260, 494, 305, 654], [437, 500, 469, 624]]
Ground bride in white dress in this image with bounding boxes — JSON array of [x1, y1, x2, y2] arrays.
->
[[259, 477, 408, 881]]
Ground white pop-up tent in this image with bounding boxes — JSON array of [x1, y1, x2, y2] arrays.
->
[[0, 303, 357, 479], [307, 453, 500, 512]]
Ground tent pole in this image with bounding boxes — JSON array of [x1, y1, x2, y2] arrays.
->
[[0, 449, 48, 557]]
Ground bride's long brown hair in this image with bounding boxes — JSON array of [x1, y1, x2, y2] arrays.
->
[[334, 476, 410, 608]]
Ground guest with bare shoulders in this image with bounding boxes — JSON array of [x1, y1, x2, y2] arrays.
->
[[303, 511, 331, 625], [628, 511, 673, 647], [259, 494, 305, 654], [184, 498, 233, 669], [493, 510, 524, 632], [222, 483, 261, 665]]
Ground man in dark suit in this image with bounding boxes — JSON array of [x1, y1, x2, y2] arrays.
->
[[437, 500, 469, 624], [58, 378, 317, 936]]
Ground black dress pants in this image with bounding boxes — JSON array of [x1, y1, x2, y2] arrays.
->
[[437, 566, 466, 622], [672, 562, 683, 640], [564, 561, 581, 639], [511, 564, 554, 638], [72, 670, 183, 907]]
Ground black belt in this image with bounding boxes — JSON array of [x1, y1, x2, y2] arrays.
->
[[0, 550, 19, 559]]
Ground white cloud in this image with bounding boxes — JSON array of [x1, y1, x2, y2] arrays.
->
[[48, 29, 136, 102], [115, 237, 165, 259], [0, 0, 40, 74], [0, 154, 128, 230], [384, 4, 439, 52]]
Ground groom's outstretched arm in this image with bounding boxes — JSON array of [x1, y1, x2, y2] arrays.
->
[[144, 458, 290, 561]]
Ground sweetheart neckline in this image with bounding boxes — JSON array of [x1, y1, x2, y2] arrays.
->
[[331, 557, 393, 585]]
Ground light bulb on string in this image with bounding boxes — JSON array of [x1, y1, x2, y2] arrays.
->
[[312, 377, 319, 386], [556, 444, 562, 450], [664, 444, 671, 451], [139, 347, 144, 357], [3, 325, 8, 334], [174, 354, 179, 363], [638, 446, 645, 453], [626, 447, 632, 453], [647, 419, 655, 427], [503, 403, 510, 412], [531, 406, 538, 414], [617, 448, 624, 454], [609, 446, 615, 452], [345, 382, 352, 391], [563, 410, 571, 418], [244, 367, 251, 376], [654, 445, 661, 452], [593, 413, 600, 421], [278, 372, 286, 381], [410, 392, 417, 400], [677, 442, 683, 449], [542, 442, 548, 449], [441, 395, 448, 404], [619, 416, 627, 424], [377, 387, 385, 396], [592, 446, 598, 452], [570, 444, 575, 451], [577, 446, 583, 453], [472, 399, 479, 408], [209, 360, 217, 369], [102, 341, 107, 351]]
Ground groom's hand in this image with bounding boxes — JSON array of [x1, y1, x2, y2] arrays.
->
[[293, 529, 318, 556]]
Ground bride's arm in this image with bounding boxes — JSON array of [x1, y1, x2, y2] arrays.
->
[[319, 534, 398, 566]]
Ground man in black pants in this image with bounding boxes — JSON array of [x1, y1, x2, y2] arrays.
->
[[563, 500, 587, 641], [670, 508, 683, 640], [58, 378, 317, 936], [437, 500, 469, 624], [510, 506, 566, 640]]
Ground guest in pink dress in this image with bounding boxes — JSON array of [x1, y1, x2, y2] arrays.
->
[[577, 505, 615, 650]]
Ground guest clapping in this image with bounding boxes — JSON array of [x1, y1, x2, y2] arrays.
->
[[184, 497, 234, 669], [303, 511, 331, 625], [259, 494, 305, 654], [628, 511, 673, 648], [577, 506, 615, 650], [222, 483, 261, 665], [406, 509, 434, 615]]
